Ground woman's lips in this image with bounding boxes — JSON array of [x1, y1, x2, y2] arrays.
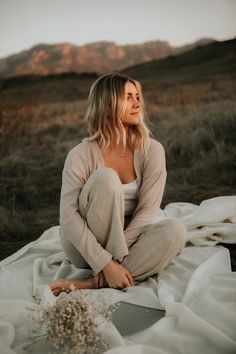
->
[[130, 112, 139, 115]]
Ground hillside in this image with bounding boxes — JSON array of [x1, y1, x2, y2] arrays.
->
[[122, 38, 236, 81], [0, 38, 215, 79], [0, 39, 235, 264]]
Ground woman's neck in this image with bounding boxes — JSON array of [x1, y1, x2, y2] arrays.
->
[[98, 126, 132, 156], [110, 126, 130, 149]]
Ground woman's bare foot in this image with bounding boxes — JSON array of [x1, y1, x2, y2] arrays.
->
[[49, 273, 107, 296]]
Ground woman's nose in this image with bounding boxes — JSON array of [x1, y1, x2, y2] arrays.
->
[[133, 98, 140, 108]]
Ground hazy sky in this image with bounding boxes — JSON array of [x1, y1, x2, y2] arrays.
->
[[0, 0, 236, 58]]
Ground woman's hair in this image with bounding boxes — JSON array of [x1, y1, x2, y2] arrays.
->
[[84, 72, 151, 153]]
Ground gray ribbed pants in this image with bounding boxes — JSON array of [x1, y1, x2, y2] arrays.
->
[[61, 168, 186, 281]]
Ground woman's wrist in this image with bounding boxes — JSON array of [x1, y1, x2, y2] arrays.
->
[[102, 259, 118, 273]]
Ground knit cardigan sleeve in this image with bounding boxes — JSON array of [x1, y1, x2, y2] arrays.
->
[[124, 139, 167, 247], [59, 144, 112, 274]]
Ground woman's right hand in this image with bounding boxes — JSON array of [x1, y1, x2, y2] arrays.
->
[[102, 259, 134, 289]]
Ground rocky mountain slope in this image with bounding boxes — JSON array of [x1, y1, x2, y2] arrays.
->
[[0, 38, 214, 78]]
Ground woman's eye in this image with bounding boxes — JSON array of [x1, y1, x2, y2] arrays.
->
[[126, 95, 139, 101]]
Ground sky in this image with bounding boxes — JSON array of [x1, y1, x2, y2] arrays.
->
[[0, 0, 236, 59]]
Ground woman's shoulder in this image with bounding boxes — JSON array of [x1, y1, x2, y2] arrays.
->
[[136, 138, 165, 172], [66, 140, 88, 159], [68, 140, 91, 155], [64, 140, 96, 166], [147, 138, 165, 156], [138, 138, 166, 173]]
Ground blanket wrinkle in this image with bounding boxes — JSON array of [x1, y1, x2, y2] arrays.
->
[[0, 196, 236, 354], [165, 196, 236, 227], [157, 246, 222, 306], [181, 247, 231, 303]]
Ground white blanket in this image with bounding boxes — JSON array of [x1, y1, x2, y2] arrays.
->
[[0, 196, 236, 354]]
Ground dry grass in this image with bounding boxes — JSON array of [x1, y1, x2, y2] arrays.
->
[[150, 101, 236, 204]]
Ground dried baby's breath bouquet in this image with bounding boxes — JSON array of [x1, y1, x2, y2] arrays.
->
[[31, 289, 117, 354]]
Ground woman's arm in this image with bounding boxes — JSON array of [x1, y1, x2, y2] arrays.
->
[[124, 140, 167, 247], [60, 145, 112, 274]]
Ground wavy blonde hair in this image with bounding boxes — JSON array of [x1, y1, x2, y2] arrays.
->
[[84, 72, 151, 153]]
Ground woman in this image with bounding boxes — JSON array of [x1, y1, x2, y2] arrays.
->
[[49, 72, 186, 296]]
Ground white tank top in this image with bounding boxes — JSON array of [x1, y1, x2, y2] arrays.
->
[[122, 179, 138, 216]]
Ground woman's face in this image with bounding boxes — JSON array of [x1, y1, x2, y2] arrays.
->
[[120, 81, 141, 126]]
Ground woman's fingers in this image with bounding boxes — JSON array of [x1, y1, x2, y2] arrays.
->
[[126, 271, 134, 286]]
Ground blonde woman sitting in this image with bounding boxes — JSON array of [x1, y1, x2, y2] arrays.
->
[[49, 72, 186, 295]]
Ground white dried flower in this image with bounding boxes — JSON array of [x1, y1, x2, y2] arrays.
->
[[30, 289, 118, 354]]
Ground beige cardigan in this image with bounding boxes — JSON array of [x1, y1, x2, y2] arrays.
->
[[60, 138, 167, 274]]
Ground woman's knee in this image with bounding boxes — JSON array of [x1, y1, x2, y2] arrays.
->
[[87, 167, 122, 191], [169, 219, 187, 250], [165, 219, 186, 253], [79, 167, 123, 215], [147, 218, 186, 250]]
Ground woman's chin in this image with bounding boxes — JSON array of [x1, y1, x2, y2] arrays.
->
[[123, 118, 140, 127]]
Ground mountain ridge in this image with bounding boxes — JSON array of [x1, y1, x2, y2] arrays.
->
[[0, 38, 215, 78]]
